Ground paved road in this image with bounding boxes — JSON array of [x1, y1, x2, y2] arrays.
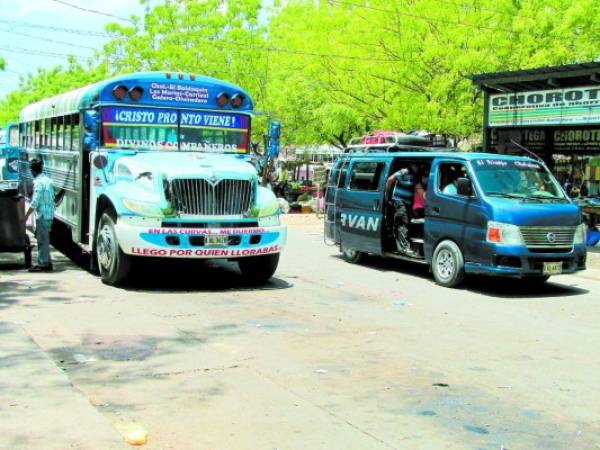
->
[[1, 217, 599, 449]]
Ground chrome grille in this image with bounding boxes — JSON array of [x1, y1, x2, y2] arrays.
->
[[519, 226, 576, 248], [170, 179, 253, 216]]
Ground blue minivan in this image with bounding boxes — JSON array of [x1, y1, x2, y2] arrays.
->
[[325, 151, 587, 287]]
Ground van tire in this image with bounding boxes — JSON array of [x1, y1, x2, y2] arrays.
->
[[341, 246, 364, 264], [238, 253, 280, 283], [432, 240, 465, 288], [96, 211, 131, 286]]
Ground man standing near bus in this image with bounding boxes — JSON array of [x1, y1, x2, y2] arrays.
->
[[23, 158, 55, 272]]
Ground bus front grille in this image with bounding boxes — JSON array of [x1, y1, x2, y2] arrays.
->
[[170, 178, 253, 216]]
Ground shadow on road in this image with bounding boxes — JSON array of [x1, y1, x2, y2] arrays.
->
[[125, 258, 293, 292], [49, 230, 292, 293], [463, 276, 589, 299], [332, 254, 589, 299]]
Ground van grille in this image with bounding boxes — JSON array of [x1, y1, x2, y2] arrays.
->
[[170, 178, 253, 216], [519, 226, 575, 249]]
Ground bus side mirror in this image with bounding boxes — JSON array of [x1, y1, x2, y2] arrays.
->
[[268, 120, 280, 158], [83, 110, 98, 151], [457, 177, 472, 196]]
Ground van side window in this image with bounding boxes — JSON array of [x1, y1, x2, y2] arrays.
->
[[337, 160, 349, 188], [438, 163, 467, 196], [349, 162, 385, 191]]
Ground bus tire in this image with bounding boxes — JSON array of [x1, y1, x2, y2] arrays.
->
[[96, 210, 131, 286], [341, 246, 364, 264], [432, 240, 465, 288], [238, 253, 279, 283]]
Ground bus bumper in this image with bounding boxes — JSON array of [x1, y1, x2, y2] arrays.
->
[[114, 223, 287, 259]]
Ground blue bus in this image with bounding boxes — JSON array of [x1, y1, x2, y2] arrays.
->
[[0, 123, 20, 181], [17, 71, 285, 285]]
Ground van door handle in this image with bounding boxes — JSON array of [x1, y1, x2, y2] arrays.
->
[[431, 206, 440, 216], [373, 199, 380, 211]]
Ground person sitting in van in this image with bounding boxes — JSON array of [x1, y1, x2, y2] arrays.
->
[[413, 182, 426, 218], [443, 174, 458, 195]]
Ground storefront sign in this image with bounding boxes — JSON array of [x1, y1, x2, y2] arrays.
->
[[488, 85, 600, 127], [489, 126, 600, 154]]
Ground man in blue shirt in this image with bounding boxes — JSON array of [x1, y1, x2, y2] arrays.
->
[[23, 158, 55, 272]]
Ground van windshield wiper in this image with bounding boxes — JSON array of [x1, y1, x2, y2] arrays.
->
[[485, 191, 526, 199], [523, 194, 566, 201]]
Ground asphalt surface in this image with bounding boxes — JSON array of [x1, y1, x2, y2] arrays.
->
[[1, 215, 599, 450]]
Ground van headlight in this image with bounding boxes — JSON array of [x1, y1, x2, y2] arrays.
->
[[486, 221, 524, 245], [122, 198, 163, 217], [574, 223, 586, 244]]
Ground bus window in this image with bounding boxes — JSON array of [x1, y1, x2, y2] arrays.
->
[[72, 114, 80, 151], [65, 116, 72, 151], [58, 117, 64, 150], [45, 118, 52, 147], [51, 118, 58, 149], [34, 121, 41, 148]]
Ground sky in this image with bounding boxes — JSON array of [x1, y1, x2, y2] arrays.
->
[[0, 0, 157, 98]]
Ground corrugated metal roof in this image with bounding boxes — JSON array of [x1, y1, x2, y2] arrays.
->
[[470, 62, 600, 92], [19, 82, 101, 122]]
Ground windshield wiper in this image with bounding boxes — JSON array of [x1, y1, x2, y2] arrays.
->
[[523, 194, 566, 201], [485, 191, 526, 199]]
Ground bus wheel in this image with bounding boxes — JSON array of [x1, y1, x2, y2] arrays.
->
[[341, 246, 364, 264], [96, 211, 131, 286], [238, 253, 280, 283], [432, 240, 465, 288]]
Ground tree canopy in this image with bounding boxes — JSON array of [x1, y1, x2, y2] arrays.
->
[[1, 0, 599, 145]]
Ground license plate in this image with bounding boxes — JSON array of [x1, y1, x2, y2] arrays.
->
[[205, 235, 227, 246], [543, 261, 563, 275]]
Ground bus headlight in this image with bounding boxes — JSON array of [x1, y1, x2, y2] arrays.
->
[[258, 215, 280, 227], [122, 198, 164, 217], [574, 223, 586, 244], [486, 221, 524, 245]]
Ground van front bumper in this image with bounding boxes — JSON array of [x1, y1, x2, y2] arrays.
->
[[114, 222, 287, 259], [464, 243, 587, 277]]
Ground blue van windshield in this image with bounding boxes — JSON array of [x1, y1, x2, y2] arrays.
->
[[472, 159, 566, 200]]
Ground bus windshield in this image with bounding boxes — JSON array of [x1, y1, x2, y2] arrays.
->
[[472, 158, 566, 201], [101, 106, 250, 153]]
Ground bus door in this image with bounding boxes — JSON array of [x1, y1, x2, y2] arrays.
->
[[339, 160, 387, 255]]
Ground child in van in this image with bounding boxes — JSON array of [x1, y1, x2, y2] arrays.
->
[[413, 182, 426, 218]]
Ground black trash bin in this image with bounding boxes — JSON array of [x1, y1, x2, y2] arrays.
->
[[0, 180, 32, 268]]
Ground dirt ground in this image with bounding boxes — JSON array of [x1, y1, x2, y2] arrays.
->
[[1, 215, 600, 449]]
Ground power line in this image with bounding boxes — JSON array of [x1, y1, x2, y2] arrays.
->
[[50, 0, 134, 23], [428, 0, 540, 22], [0, 45, 90, 60], [0, 28, 99, 51], [328, 0, 516, 33], [0, 19, 116, 38]]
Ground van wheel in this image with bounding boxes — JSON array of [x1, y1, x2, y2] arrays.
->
[[238, 253, 280, 283], [341, 246, 364, 264], [96, 211, 131, 286], [432, 240, 465, 288]]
